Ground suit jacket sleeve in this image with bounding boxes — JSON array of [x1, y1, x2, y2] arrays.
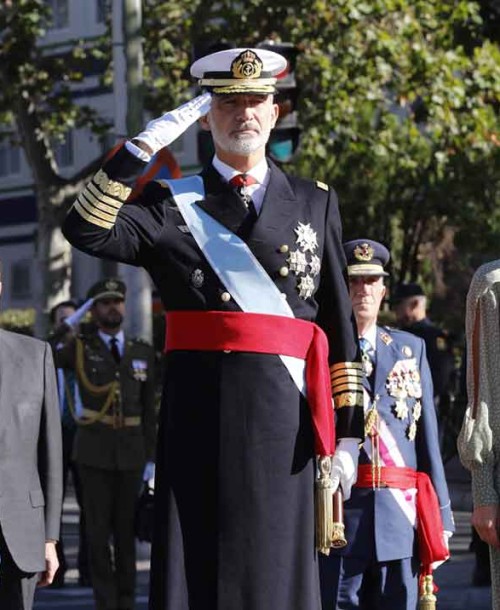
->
[[315, 187, 364, 440], [415, 340, 455, 532], [38, 343, 64, 541], [62, 145, 168, 267]]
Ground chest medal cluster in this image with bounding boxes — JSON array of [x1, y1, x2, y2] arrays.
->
[[285, 222, 321, 300], [385, 354, 422, 441]]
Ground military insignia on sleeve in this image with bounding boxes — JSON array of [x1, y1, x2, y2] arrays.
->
[[380, 331, 393, 345], [190, 268, 204, 288], [132, 359, 148, 381], [287, 250, 308, 275], [353, 242, 374, 261], [294, 222, 318, 253], [297, 275, 315, 299]]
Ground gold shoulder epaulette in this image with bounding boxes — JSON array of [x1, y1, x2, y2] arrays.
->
[[316, 181, 328, 191]]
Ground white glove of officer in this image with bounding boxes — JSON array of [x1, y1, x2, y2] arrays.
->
[[431, 530, 452, 570], [64, 297, 94, 329], [330, 438, 360, 501], [143, 462, 156, 490], [132, 93, 212, 157]]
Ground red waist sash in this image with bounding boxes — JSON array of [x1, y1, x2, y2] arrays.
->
[[355, 465, 449, 566], [165, 310, 335, 456]]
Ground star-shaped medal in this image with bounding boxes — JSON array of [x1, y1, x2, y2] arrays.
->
[[309, 254, 321, 277], [407, 421, 417, 441], [294, 222, 318, 253], [413, 400, 422, 421], [287, 249, 308, 275], [394, 399, 409, 420], [297, 275, 315, 299]]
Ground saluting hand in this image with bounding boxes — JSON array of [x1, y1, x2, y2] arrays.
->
[[37, 541, 60, 587], [472, 504, 500, 549]]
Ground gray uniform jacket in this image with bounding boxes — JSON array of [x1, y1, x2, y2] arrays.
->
[[0, 330, 63, 572]]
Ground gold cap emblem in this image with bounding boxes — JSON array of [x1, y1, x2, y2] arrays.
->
[[231, 50, 263, 80], [354, 243, 374, 262], [106, 280, 119, 291]]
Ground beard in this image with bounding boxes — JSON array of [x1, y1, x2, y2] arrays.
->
[[98, 310, 123, 330], [210, 120, 271, 155]]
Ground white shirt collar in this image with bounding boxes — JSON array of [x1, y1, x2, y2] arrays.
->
[[360, 324, 378, 352], [212, 155, 269, 185], [98, 329, 125, 353]]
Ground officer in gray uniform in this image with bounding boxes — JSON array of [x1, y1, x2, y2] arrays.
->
[[57, 278, 157, 610]]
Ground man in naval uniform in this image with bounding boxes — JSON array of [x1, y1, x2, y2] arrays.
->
[[56, 279, 156, 610], [62, 47, 365, 610], [319, 239, 454, 610]]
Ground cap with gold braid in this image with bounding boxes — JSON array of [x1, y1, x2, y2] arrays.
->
[[190, 48, 287, 95], [343, 239, 390, 277]]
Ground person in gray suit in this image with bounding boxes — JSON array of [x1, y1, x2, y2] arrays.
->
[[0, 315, 63, 608]]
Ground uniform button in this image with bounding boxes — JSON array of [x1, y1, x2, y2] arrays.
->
[[279, 266, 289, 277], [281, 292, 287, 299], [220, 291, 231, 302], [279, 244, 289, 253]]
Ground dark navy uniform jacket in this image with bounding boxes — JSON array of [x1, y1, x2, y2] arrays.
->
[[62, 146, 364, 610], [333, 326, 454, 564]]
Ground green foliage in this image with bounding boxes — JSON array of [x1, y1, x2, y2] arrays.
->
[[0, 0, 110, 143]]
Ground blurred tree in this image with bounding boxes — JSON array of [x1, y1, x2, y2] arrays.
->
[[0, 0, 110, 334]]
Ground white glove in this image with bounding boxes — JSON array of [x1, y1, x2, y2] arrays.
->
[[133, 93, 212, 156], [64, 297, 94, 329], [330, 438, 360, 501], [431, 530, 452, 570], [143, 462, 156, 489]]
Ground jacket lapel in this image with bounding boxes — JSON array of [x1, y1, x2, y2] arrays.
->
[[374, 327, 399, 395], [250, 160, 297, 238], [196, 165, 248, 234]]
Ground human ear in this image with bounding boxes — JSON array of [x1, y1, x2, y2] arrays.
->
[[199, 114, 211, 132]]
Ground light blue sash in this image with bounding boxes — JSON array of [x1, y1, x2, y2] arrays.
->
[[162, 176, 306, 394]]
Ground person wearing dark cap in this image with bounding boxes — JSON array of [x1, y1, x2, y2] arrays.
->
[[62, 47, 365, 610], [320, 239, 454, 610], [392, 282, 456, 409], [56, 278, 156, 610]]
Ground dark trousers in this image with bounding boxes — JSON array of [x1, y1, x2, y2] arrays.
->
[[0, 529, 37, 610], [55, 426, 89, 583], [79, 464, 142, 610], [320, 553, 419, 610]]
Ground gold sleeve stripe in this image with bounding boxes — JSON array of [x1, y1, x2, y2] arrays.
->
[[333, 382, 364, 393], [330, 371, 364, 383], [330, 361, 363, 373], [334, 391, 364, 408], [87, 182, 123, 210], [73, 200, 114, 229], [93, 169, 132, 202], [79, 190, 121, 221], [77, 193, 118, 224]]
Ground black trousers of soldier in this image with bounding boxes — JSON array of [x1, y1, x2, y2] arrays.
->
[[79, 465, 142, 610]]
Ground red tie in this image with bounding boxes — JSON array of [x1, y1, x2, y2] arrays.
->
[[229, 174, 258, 188]]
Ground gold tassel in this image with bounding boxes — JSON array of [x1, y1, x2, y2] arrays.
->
[[316, 456, 334, 555], [419, 574, 437, 610]]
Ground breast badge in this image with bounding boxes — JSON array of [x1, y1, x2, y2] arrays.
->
[[287, 222, 321, 300], [132, 359, 148, 381], [386, 358, 422, 440], [190, 268, 204, 288]]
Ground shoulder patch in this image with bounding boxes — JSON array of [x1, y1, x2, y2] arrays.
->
[[316, 180, 328, 191]]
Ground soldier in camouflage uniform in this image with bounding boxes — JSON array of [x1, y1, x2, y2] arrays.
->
[[57, 278, 157, 610]]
